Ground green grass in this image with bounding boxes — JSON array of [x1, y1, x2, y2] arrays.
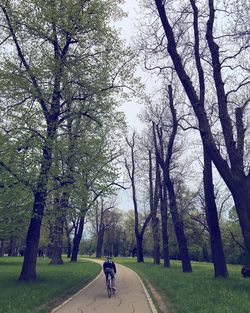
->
[[0, 256, 101, 313], [116, 257, 250, 313]]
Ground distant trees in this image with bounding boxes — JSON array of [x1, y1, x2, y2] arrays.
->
[[0, 182, 30, 256]]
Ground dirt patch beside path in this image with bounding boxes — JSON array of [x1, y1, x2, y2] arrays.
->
[[146, 281, 170, 313]]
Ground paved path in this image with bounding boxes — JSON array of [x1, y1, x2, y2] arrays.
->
[[51, 259, 157, 313]]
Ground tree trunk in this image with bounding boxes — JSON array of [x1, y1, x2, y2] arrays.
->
[[203, 149, 228, 277], [19, 191, 46, 281], [136, 235, 144, 263], [96, 225, 105, 258], [149, 150, 161, 265], [0, 239, 4, 256], [151, 216, 161, 264], [19, 117, 59, 280], [232, 184, 250, 267], [202, 242, 210, 262], [64, 219, 73, 259], [8, 237, 17, 256], [49, 193, 63, 265], [160, 179, 170, 268], [67, 242, 72, 258], [49, 215, 64, 265], [125, 133, 152, 264], [165, 172, 192, 272], [71, 217, 85, 262], [49, 190, 70, 265], [66, 233, 72, 258]]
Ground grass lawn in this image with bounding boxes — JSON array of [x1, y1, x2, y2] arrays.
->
[[116, 257, 250, 313], [0, 256, 101, 313]]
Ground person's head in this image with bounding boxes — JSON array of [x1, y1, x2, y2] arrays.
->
[[105, 256, 112, 262]]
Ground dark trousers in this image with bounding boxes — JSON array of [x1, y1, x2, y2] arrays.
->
[[104, 268, 115, 288]]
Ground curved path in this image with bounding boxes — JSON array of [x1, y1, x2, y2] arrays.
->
[[51, 259, 158, 313]]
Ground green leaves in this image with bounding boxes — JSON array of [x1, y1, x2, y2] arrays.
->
[[0, 0, 136, 262]]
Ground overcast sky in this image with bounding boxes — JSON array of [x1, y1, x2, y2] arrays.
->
[[117, 0, 145, 130], [115, 0, 142, 211]]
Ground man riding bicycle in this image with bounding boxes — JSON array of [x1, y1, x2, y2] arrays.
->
[[103, 256, 117, 291]]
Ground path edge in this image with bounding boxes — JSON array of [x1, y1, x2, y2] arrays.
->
[[134, 271, 159, 313], [51, 266, 102, 313]]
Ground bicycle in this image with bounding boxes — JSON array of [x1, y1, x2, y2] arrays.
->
[[106, 272, 116, 298]]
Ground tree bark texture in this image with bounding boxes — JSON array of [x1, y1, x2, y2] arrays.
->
[[0, 240, 4, 256], [203, 149, 228, 277], [49, 193, 69, 265], [67, 241, 72, 258], [149, 150, 161, 264], [71, 216, 85, 262], [160, 178, 170, 267], [19, 191, 47, 280], [165, 172, 192, 272], [96, 225, 105, 258], [136, 234, 144, 263], [8, 237, 18, 256], [65, 222, 73, 258]]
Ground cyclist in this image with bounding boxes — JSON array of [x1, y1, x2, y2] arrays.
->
[[103, 256, 117, 291]]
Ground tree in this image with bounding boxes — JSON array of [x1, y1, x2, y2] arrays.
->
[[153, 85, 192, 272], [139, 92, 174, 268], [148, 148, 161, 264], [159, 174, 170, 267], [86, 197, 114, 258], [0, 0, 134, 281], [153, 0, 250, 271], [125, 132, 152, 262], [103, 208, 122, 257]]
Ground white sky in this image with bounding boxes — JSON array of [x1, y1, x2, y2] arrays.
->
[[115, 0, 143, 210], [117, 0, 147, 131]]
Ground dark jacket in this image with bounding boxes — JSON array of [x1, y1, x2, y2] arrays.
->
[[103, 260, 117, 273]]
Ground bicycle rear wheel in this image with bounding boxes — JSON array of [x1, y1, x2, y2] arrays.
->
[[106, 275, 112, 298]]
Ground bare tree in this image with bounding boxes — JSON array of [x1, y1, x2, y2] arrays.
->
[[153, 85, 192, 272], [93, 198, 115, 258], [125, 133, 152, 262], [148, 148, 161, 264], [153, 0, 250, 272]]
